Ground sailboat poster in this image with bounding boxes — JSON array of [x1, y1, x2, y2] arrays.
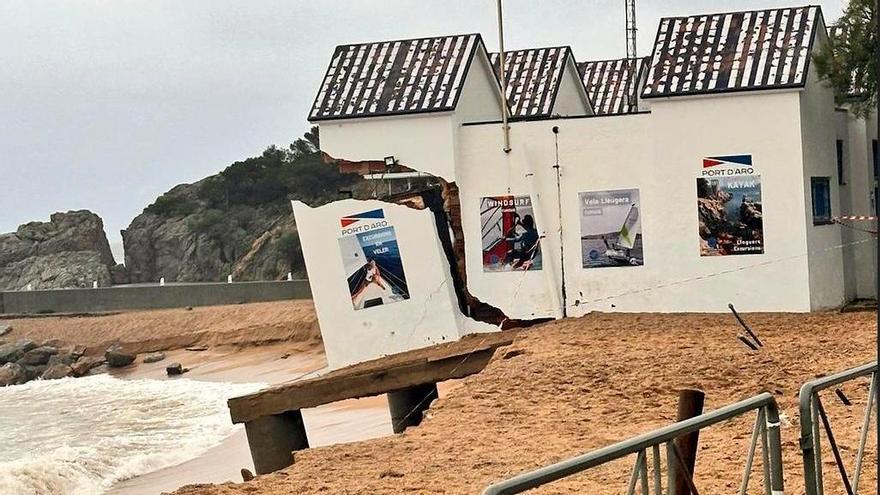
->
[[579, 189, 644, 268], [338, 209, 410, 310]]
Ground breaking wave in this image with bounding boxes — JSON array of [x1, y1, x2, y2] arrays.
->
[[0, 374, 263, 495]]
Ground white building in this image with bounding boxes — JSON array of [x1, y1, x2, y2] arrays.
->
[[297, 5, 877, 366]]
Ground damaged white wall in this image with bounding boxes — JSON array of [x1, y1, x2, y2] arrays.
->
[[317, 79, 861, 316], [458, 88, 819, 315], [293, 199, 495, 369]]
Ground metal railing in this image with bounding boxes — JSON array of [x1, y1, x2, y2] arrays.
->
[[799, 361, 877, 495], [482, 392, 784, 495]]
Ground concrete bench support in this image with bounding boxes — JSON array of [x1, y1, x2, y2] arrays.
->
[[244, 410, 309, 475], [228, 333, 518, 475], [387, 383, 439, 434]]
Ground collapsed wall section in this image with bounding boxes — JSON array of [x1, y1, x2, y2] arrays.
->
[[292, 199, 495, 370]]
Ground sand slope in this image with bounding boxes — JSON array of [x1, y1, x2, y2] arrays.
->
[[3, 301, 321, 354], [171, 311, 877, 495]]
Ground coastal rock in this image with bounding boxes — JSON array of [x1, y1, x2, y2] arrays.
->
[[41, 338, 64, 348], [109, 263, 129, 285], [66, 344, 87, 359], [105, 346, 136, 367], [0, 343, 24, 364], [16, 340, 37, 353], [0, 363, 26, 386], [0, 325, 11, 337], [166, 362, 187, 376], [19, 346, 58, 366], [0, 210, 116, 291], [48, 352, 75, 367], [23, 364, 47, 381], [143, 352, 166, 363], [71, 356, 104, 377], [41, 364, 73, 380], [121, 141, 362, 284]]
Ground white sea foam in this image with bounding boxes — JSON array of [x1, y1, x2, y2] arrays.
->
[[0, 374, 264, 495]]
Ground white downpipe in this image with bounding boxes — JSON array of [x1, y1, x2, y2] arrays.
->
[[496, 0, 511, 153], [521, 144, 564, 319]]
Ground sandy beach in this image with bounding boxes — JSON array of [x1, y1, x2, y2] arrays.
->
[[167, 310, 878, 495], [5, 302, 879, 494], [5, 300, 321, 355]]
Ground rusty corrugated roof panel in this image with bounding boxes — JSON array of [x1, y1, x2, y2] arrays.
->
[[578, 57, 649, 115], [489, 47, 573, 118], [309, 34, 484, 121], [642, 6, 822, 98]]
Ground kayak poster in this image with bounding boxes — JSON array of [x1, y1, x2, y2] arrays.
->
[[338, 208, 410, 310], [579, 189, 644, 268], [480, 195, 542, 272], [696, 176, 764, 256]]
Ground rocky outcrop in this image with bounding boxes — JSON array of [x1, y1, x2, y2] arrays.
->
[[0, 210, 116, 290], [122, 180, 299, 283], [122, 144, 361, 283], [0, 340, 103, 386]]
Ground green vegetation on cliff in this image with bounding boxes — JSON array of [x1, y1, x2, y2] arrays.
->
[[125, 128, 361, 283]]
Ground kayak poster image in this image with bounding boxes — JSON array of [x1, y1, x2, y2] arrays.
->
[[579, 189, 644, 268], [338, 208, 410, 310], [480, 195, 542, 272], [697, 176, 764, 256]]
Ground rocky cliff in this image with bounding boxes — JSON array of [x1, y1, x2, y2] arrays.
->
[[123, 136, 362, 284], [0, 210, 117, 290]]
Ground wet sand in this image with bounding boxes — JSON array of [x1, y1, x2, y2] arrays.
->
[[108, 343, 393, 494]]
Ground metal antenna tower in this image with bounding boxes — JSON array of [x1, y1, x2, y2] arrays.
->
[[624, 0, 639, 112]]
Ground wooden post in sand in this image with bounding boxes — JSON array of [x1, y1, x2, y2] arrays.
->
[[670, 389, 705, 495], [387, 383, 439, 434], [243, 410, 310, 475]]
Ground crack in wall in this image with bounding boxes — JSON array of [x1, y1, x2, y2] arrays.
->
[[321, 153, 548, 329]]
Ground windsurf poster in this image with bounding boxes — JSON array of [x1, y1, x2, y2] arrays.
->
[[480, 195, 542, 272], [338, 208, 410, 310]]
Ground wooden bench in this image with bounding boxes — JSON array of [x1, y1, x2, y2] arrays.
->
[[228, 332, 517, 474]]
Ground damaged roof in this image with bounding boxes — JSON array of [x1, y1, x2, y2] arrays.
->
[[309, 34, 488, 121], [578, 57, 649, 115], [489, 47, 581, 118], [642, 5, 822, 98]]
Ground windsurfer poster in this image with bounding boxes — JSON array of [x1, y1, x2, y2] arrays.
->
[[697, 175, 764, 256], [579, 189, 644, 268], [480, 195, 542, 272], [338, 208, 410, 310]]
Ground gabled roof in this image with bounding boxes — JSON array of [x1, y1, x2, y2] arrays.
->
[[309, 34, 489, 121], [642, 5, 822, 99], [489, 47, 582, 118], [578, 57, 649, 115]]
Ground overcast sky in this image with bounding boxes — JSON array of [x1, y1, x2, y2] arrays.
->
[[0, 0, 847, 260]]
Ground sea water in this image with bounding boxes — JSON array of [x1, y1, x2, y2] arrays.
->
[[0, 375, 263, 495]]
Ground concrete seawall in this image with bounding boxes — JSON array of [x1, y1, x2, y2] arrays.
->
[[0, 280, 312, 314]]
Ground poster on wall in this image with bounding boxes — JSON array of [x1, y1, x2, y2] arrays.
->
[[338, 208, 410, 310], [696, 175, 764, 256], [579, 189, 644, 268], [480, 195, 542, 272]]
